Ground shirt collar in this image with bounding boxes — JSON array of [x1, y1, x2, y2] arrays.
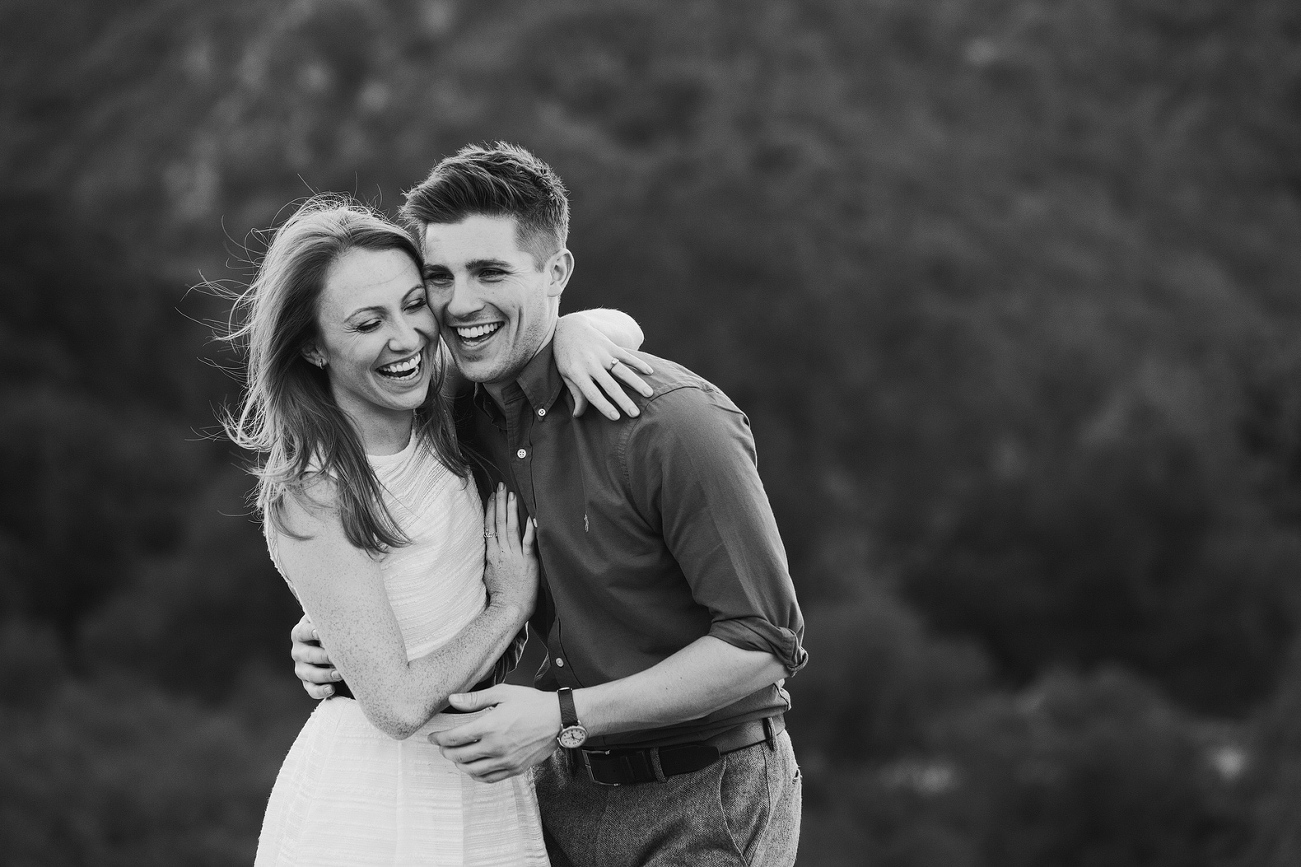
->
[[471, 338, 567, 420]]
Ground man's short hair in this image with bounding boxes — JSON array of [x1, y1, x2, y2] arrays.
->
[[400, 142, 569, 267]]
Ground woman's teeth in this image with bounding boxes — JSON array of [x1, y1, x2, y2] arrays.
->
[[378, 355, 422, 380]]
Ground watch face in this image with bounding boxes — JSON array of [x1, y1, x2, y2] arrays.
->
[[558, 725, 588, 749]]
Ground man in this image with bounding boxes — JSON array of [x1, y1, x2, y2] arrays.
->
[[293, 143, 806, 866]]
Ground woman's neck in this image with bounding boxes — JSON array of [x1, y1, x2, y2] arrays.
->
[[350, 409, 415, 456]]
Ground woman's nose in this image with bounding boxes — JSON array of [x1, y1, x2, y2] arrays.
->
[[390, 316, 421, 350]]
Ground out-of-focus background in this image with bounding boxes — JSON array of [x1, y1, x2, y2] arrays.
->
[[2, 0, 1300, 863]]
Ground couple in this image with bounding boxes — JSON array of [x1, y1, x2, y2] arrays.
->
[[228, 143, 807, 866]]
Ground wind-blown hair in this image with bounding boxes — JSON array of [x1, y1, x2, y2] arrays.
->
[[222, 196, 467, 554], [399, 142, 569, 266]]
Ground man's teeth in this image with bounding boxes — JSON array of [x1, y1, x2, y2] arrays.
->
[[456, 323, 501, 341], [378, 356, 421, 377]]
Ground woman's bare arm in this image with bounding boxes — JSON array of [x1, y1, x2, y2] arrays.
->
[[277, 482, 536, 739], [553, 307, 654, 418]]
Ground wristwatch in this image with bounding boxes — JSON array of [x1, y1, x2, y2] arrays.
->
[[556, 686, 588, 749]]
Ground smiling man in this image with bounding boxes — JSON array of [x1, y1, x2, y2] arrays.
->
[[297, 143, 808, 867]]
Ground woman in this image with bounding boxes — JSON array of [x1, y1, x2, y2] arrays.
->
[[223, 196, 649, 866]]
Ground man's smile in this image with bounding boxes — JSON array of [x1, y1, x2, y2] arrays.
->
[[453, 322, 503, 349]]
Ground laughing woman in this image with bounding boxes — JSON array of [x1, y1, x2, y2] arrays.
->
[[222, 197, 649, 866]]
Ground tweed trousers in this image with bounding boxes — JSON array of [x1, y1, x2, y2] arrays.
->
[[536, 730, 801, 867]]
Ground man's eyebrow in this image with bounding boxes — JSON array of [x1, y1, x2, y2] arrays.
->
[[422, 259, 512, 277]]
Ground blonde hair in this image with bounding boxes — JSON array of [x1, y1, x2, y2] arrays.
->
[[221, 196, 467, 553]]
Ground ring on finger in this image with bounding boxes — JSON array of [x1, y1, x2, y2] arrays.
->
[[608, 359, 621, 371], [484, 530, 496, 538]]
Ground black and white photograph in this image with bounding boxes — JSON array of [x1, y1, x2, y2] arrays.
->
[[2, 1, 1300, 865]]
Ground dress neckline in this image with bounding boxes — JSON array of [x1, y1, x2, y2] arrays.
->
[[367, 428, 418, 467]]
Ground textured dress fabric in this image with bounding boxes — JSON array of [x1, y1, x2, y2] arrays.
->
[[255, 435, 549, 867]]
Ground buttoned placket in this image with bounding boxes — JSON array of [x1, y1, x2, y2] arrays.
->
[[519, 389, 583, 689]]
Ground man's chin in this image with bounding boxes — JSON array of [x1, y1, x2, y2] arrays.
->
[[453, 354, 510, 386]]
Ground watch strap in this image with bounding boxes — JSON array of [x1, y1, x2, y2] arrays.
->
[[558, 686, 579, 728]]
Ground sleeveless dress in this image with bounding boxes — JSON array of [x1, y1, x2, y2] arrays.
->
[[255, 434, 549, 867]]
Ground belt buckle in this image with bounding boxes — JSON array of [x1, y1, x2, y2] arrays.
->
[[579, 749, 622, 787]]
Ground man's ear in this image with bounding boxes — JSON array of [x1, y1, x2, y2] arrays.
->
[[544, 249, 574, 299]]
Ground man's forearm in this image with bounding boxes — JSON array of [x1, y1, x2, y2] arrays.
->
[[570, 636, 787, 738]]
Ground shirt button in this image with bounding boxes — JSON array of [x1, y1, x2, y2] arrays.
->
[[537, 408, 547, 418], [554, 657, 565, 667], [516, 448, 527, 459]]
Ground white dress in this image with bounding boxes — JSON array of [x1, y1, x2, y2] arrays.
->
[[255, 435, 549, 866]]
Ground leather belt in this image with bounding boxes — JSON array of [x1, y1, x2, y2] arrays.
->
[[578, 716, 785, 786]]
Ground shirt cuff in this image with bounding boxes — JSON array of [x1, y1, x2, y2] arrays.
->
[[709, 617, 808, 676]]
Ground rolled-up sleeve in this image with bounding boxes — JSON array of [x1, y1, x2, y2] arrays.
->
[[624, 385, 808, 675]]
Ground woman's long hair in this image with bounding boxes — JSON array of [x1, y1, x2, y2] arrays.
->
[[221, 196, 468, 554]]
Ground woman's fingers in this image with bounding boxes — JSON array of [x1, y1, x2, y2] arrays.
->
[[617, 352, 655, 379], [611, 360, 652, 399], [574, 373, 622, 420], [504, 491, 519, 543], [484, 487, 500, 550], [522, 515, 536, 550], [495, 484, 508, 541]]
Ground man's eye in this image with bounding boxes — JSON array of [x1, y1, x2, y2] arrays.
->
[[480, 269, 505, 279]]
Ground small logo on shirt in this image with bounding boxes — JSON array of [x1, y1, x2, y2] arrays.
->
[[584, 513, 589, 533]]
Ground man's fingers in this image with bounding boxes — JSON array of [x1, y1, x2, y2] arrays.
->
[[430, 727, 486, 749], [290, 615, 317, 643], [303, 681, 334, 700], [295, 660, 339, 685], [291, 642, 334, 666]]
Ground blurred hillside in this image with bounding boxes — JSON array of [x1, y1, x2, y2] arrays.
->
[[2, 0, 1301, 864]]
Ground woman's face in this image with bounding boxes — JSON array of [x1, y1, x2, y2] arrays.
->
[[307, 247, 438, 430]]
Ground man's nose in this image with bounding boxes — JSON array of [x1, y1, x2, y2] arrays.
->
[[443, 277, 482, 319]]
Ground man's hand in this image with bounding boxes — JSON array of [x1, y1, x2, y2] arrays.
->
[[428, 684, 563, 783], [290, 613, 343, 700]]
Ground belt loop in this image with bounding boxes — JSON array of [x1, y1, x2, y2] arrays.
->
[[649, 747, 667, 783], [762, 717, 776, 751]]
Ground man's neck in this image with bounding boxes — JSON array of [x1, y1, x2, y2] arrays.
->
[[483, 325, 557, 412]]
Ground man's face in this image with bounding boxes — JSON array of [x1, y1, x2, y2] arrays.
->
[[420, 214, 569, 388]]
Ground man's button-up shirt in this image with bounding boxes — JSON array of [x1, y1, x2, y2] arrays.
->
[[458, 340, 807, 749]]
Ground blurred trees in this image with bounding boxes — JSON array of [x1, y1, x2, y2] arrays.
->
[[2, 0, 1300, 863]]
